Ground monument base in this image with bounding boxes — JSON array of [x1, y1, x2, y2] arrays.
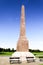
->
[[12, 52, 35, 61]]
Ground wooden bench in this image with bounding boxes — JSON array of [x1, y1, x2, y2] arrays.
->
[[9, 57, 21, 64], [26, 57, 35, 62]]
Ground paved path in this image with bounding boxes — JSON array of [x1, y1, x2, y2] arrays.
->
[[0, 56, 43, 65]]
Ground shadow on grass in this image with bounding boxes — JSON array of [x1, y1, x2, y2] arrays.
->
[[0, 52, 5, 55]]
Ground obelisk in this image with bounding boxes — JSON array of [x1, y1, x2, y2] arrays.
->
[[11, 5, 35, 62], [17, 5, 29, 51]]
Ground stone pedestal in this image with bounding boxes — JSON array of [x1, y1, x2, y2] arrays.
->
[[12, 52, 35, 61]]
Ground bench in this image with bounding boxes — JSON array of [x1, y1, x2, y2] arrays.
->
[[9, 57, 21, 64], [39, 56, 43, 61], [26, 57, 35, 62]]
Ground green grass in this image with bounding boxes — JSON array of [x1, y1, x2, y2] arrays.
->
[[0, 52, 14, 56], [32, 52, 43, 57], [39, 64, 43, 65], [0, 51, 43, 57]]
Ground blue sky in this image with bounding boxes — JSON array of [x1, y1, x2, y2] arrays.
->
[[0, 0, 43, 50]]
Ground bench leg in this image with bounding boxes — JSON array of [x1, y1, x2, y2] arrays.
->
[[10, 60, 11, 64], [10, 60, 14, 64]]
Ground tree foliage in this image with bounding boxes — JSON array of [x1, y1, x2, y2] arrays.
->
[[0, 47, 43, 52], [29, 49, 41, 52], [0, 48, 16, 52]]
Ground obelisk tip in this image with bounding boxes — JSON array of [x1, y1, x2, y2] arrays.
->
[[22, 5, 24, 8]]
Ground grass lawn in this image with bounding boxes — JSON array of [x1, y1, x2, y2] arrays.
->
[[0, 51, 43, 57], [0, 52, 14, 56], [39, 64, 43, 65], [32, 52, 43, 57]]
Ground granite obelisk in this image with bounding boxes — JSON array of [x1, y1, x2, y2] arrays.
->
[[11, 5, 35, 62], [16, 5, 29, 51]]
